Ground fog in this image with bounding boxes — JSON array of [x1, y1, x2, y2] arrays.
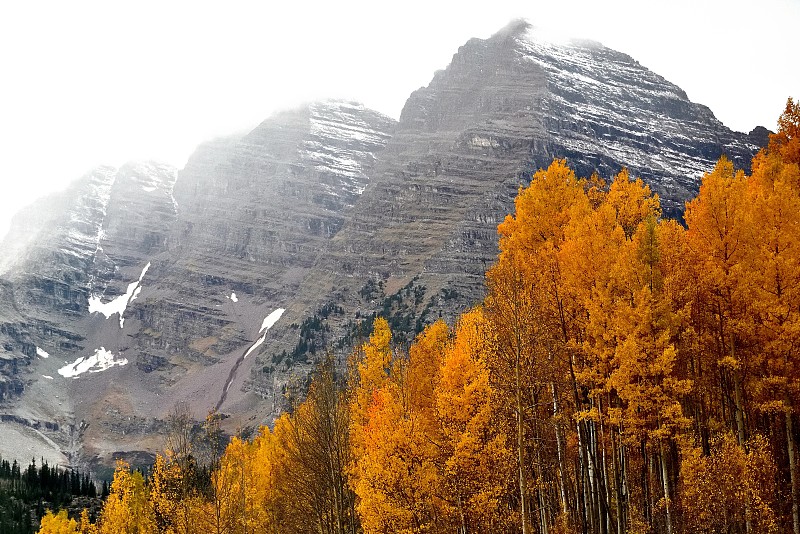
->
[[0, 0, 797, 238]]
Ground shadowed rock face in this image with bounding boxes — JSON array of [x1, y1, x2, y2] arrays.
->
[[0, 22, 763, 470], [0, 101, 397, 468]]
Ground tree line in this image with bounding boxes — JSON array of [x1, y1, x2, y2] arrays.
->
[[37, 99, 800, 533], [0, 455, 100, 533]]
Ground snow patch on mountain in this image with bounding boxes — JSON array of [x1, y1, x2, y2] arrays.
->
[[88, 262, 151, 328], [36, 347, 50, 359], [58, 347, 128, 378], [260, 308, 285, 332], [244, 308, 285, 359], [244, 334, 266, 359]]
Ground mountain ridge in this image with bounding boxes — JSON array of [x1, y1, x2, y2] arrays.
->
[[0, 23, 766, 471]]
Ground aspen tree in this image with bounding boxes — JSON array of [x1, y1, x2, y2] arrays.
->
[[37, 510, 78, 534], [436, 308, 515, 532]]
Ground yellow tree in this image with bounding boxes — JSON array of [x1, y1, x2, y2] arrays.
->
[[684, 156, 754, 446], [271, 355, 358, 534], [679, 433, 779, 533], [270, 413, 316, 533], [485, 250, 547, 534], [211, 436, 262, 533], [148, 448, 206, 534], [38, 510, 79, 534], [560, 167, 673, 532], [97, 460, 154, 534], [407, 320, 450, 436], [607, 216, 693, 534], [747, 99, 800, 534], [349, 317, 394, 461], [605, 168, 660, 239], [349, 322, 448, 533], [486, 159, 592, 533], [78, 509, 97, 534], [352, 382, 442, 533], [768, 97, 800, 167], [436, 307, 515, 532]]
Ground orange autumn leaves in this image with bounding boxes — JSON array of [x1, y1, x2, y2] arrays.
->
[[350, 315, 513, 533]]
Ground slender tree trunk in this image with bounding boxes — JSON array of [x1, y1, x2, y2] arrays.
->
[[539, 489, 549, 534], [611, 431, 628, 534], [659, 440, 672, 534], [568, 351, 589, 533], [734, 372, 747, 447], [642, 440, 651, 526], [456, 493, 467, 534], [598, 397, 612, 533], [537, 443, 550, 534], [517, 353, 531, 534], [787, 411, 800, 534], [590, 419, 608, 534], [578, 421, 596, 534], [732, 371, 752, 534], [585, 419, 605, 534], [552, 383, 570, 519], [575, 451, 588, 533]]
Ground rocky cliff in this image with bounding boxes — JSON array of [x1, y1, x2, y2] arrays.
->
[[0, 21, 764, 471]]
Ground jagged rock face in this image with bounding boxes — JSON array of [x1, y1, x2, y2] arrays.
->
[[0, 24, 764, 471], [0, 101, 396, 468], [0, 168, 116, 319], [401, 20, 758, 218], [129, 102, 395, 370], [171, 101, 394, 270], [0, 162, 180, 468]]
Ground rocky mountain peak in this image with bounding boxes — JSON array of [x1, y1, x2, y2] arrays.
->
[[403, 20, 756, 218], [0, 25, 765, 472]]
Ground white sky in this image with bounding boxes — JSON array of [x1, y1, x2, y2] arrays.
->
[[0, 0, 797, 238]]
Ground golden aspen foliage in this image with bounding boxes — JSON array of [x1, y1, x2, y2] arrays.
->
[[679, 433, 779, 533], [350, 322, 449, 533], [436, 307, 515, 532], [607, 218, 691, 443], [38, 510, 79, 534], [349, 317, 394, 459], [684, 156, 751, 281], [211, 436, 262, 532], [747, 98, 800, 533], [270, 356, 357, 534], [148, 453, 189, 534], [560, 190, 623, 391], [353, 380, 444, 533], [685, 156, 755, 445], [97, 461, 154, 534], [407, 319, 450, 431], [487, 158, 594, 534], [497, 159, 588, 255], [605, 167, 660, 238], [770, 97, 800, 167], [78, 509, 97, 534]]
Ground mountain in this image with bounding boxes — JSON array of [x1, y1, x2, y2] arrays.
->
[[0, 21, 763, 472]]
